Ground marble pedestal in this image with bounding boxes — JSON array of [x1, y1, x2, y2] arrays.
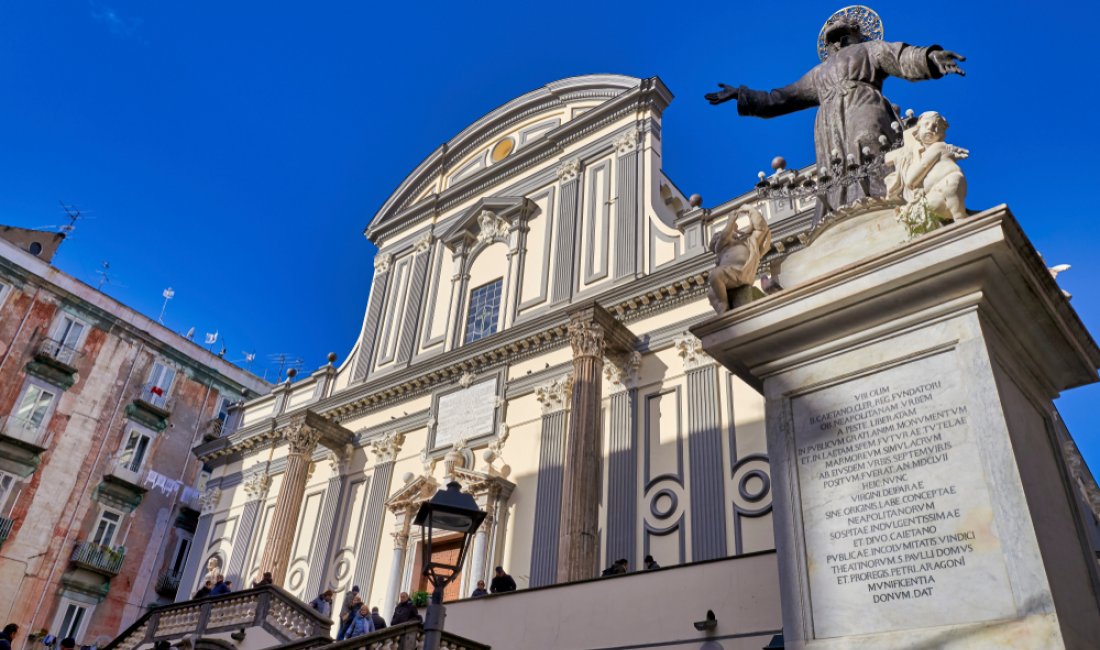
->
[[693, 205, 1100, 649]]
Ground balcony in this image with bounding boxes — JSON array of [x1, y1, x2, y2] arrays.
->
[[200, 417, 224, 442], [0, 415, 47, 448], [26, 337, 81, 389], [0, 417, 47, 478], [126, 383, 174, 432], [0, 516, 13, 546], [103, 586, 332, 650], [71, 540, 126, 577], [154, 570, 182, 598]]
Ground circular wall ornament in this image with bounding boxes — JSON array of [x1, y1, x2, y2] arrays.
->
[[490, 137, 515, 162], [817, 5, 884, 61]]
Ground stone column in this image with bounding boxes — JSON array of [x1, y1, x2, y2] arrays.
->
[[175, 487, 220, 602], [304, 450, 351, 598], [612, 128, 641, 281], [529, 376, 571, 587], [382, 504, 414, 619], [351, 253, 393, 382], [676, 333, 727, 562], [604, 352, 641, 568], [225, 473, 270, 585], [395, 235, 433, 366], [550, 159, 581, 304], [557, 303, 637, 582], [259, 420, 321, 585], [350, 431, 404, 596]]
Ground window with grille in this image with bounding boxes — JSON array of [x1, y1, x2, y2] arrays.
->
[[464, 279, 503, 344]]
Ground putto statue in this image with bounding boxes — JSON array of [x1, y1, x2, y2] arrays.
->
[[885, 111, 968, 233], [707, 205, 772, 315], [706, 6, 965, 211]]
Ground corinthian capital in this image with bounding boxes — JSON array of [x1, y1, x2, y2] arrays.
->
[[604, 351, 642, 391], [413, 233, 433, 255], [535, 375, 573, 414], [199, 487, 221, 514], [369, 430, 406, 464], [673, 332, 710, 370], [283, 418, 322, 455], [374, 253, 393, 273], [568, 314, 606, 360], [242, 473, 271, 500], [612, 128, 640, 156], [556, 158, 581, 183]]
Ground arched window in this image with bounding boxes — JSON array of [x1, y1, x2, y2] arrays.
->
[[464, 278, 503, 344]]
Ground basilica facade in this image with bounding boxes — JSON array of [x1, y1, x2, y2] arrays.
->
[[181, 74, 802, 643]]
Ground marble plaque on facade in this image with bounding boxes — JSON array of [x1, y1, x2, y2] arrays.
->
[[791, 352, 1016, 638], [434, 378, 497, 448]]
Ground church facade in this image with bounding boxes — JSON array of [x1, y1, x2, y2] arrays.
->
[[182, 74, 812, 642]]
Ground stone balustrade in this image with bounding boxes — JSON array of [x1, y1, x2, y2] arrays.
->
[[102, 586, 331, 650], [320, 621, 489, 650]]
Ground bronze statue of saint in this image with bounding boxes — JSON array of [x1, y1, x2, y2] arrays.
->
[[706, 10, 965, 205]]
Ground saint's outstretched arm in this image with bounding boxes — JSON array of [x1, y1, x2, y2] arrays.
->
[[734, 70, 820, 119]]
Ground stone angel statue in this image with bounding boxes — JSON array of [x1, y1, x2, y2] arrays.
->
[[885, 111, 968, 231], [707, 205, 772, 315]]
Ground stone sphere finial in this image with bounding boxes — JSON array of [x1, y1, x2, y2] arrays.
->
[[327, 352, 337, 364], [287, 368, 297, 379], [771, 156, 787, 172], [689, 194, 703, 208]]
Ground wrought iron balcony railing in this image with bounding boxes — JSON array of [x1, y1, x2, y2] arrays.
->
[[71, 540, 126, 576], [34, 337, 83, 368], [0, 517, 14, 545], [136, 383, 173, 411], [154, 570, 182, 597], [0, 415, 47, 447]]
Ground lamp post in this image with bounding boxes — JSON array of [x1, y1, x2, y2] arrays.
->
[[413, 480, 486, 650]]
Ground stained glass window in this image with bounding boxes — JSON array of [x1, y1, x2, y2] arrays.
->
[[464, 279, 503, 344]]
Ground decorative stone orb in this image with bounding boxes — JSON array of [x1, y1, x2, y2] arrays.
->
[[771, 156, 787, 171], [689, 194, 703, 208], [402, 472, 415, 484], [327, 352, 337, 363]]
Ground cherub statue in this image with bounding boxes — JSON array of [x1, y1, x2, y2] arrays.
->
[[885, 111, 968, 229], [707, 205, 772, 315]]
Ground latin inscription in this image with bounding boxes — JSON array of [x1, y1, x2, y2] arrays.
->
[[434, 378, 498, 448], [793, 354, 1016, 638]]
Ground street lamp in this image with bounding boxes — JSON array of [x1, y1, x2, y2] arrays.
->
[[413, 480, 486, 650]]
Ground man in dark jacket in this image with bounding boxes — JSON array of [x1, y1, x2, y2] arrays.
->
[[0, 623, 18, 650], [490, 566, 517, 593], [391, 592, 420, 625], [252, 572, 274, 588], [209, 574, 231, 596], [370, 606, 387, 630], [193, 580, 213, 599], [470, 580, 488, 598]]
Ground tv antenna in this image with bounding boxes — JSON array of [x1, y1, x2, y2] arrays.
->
[[158, 287, 175, 324], [267, 353, 303, 382], [58, 201, 84, 235], [96, 261, 111, 290]]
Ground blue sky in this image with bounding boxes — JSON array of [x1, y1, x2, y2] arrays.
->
[[2, 1, 1099, 471]]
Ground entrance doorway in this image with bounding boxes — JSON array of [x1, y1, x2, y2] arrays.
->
[[417, 535, 464, 602]]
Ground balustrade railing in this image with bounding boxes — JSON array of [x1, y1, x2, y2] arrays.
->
[[103, 586, 332, 650], [35, 337, 82, 367], [71, 540, 126, 576], [0, 415, 46, 447], [322, 621, 490, 650]]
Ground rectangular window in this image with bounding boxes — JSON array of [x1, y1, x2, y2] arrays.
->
[[57, 602, 88, 642], [50, 315, 85, 364], [143, 361, 176, 407], [0, 471, 18, 514], [170, 537, 191, 575], [118, 429, 153, 473], [14, 384, 56, 430], [464, 279, 503, 344], [92, 510, 121, 547]]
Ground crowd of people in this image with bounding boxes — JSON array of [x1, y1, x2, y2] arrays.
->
[[602, 555, 661, 576]]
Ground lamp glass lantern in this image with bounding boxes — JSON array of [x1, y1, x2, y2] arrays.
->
[[413, 480, 487, 594]]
